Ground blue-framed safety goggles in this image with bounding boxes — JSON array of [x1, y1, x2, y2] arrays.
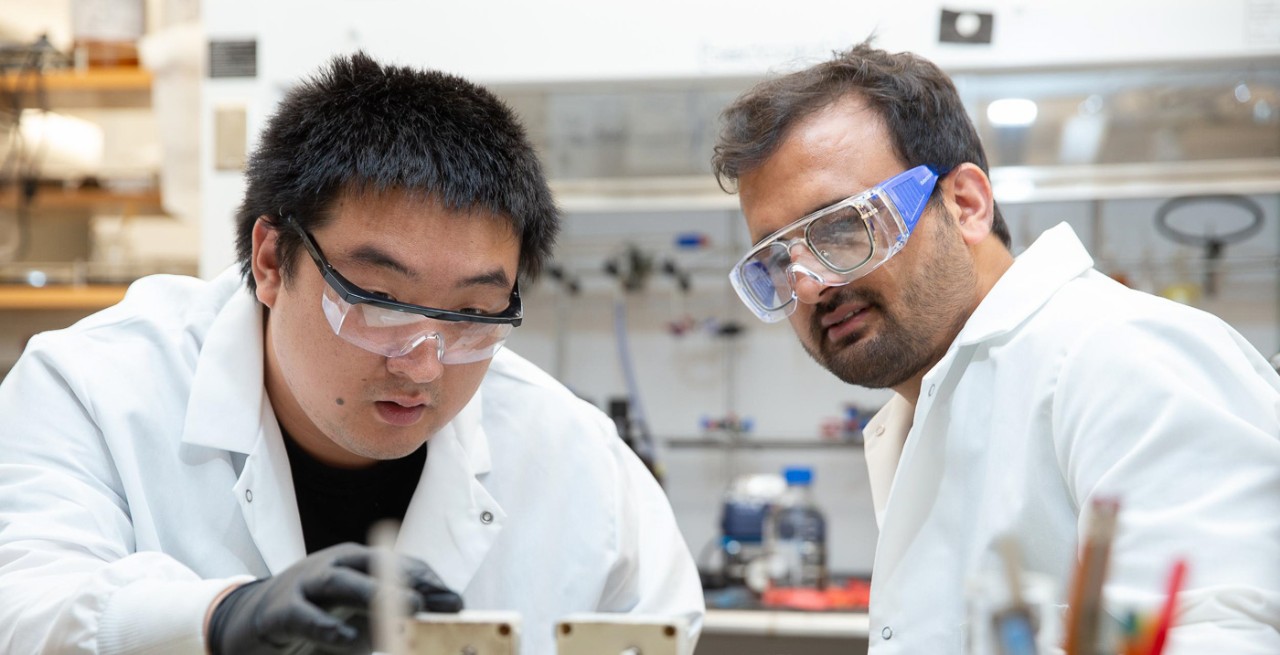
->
[[729, 165, 940, 323]]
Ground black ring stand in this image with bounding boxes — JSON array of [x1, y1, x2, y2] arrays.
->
[[1154, 194, 1264, 297]]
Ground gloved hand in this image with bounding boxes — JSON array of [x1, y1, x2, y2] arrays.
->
[[207, 542, 463, 655]]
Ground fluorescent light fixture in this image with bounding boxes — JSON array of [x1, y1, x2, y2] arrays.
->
[[993, 178, 1034, 203], [987, 98, 1038, 127]]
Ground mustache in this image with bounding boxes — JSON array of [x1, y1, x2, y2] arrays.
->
[[811, 286, 884, 338]]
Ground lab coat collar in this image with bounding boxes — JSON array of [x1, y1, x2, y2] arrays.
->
[[953, 222, 1094, 347], [226, 392, 503, 581], [862, 223, 1093, 528], [177, 270, 305, 572], [219, 348, 503, 585], [181, 270, 265, 455], [179, 270, 503, 585], [863, 395, 911, 528], [234, 404, 307, 574], [396, 387, 504, 593]]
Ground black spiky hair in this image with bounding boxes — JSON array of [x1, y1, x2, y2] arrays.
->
[[234, 52, 559, 292]]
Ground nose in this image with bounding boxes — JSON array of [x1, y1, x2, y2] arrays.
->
[[786, 242, 829, 305], [789, 263, 828, 305], [385, 333, 446, 384]]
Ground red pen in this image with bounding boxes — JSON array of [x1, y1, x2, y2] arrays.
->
[[1148, 558, 1188, 655]]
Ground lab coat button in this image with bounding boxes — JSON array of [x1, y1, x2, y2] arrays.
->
[[881, 626, 893, 640], [874, 424, 885, 436], [927, 384, 936, 397], [480, 510, 494, 524], [244, 489, 253, 503]]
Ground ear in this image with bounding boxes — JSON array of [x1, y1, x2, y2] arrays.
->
[[942, 163, 996, 247], [251, 217, 284, 308]]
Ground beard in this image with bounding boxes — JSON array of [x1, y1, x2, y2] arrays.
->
[[801, 214, 977, 389]]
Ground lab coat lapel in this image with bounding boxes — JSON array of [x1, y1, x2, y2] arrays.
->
[[872, 225, 1094, 592], [181, 276, 265, 455], [397, 390, 505, 594], [233, 400, 307, 574], [180, 275, 306, 573], [870, 349, 964, 587], [864, 395, 912, 527]]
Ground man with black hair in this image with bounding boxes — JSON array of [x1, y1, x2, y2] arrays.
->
[[714, 42, 1280, 653], [0, 53, 702, 654]]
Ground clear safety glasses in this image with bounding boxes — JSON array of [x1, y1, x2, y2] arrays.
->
[[285, 216, 522, 365], [729, 165, 940, 323]]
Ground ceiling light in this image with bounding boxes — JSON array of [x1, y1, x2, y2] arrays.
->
[[987, 98, 1038, 127]]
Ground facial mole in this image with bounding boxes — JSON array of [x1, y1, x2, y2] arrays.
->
[[335, 398, 345, 406]]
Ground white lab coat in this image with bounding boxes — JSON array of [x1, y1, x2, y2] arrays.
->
[[0, 269, 704, 655], [862, 223, 1280, 654]]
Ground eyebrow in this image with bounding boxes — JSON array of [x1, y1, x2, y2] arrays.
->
[[346, 245, 512, 289], [348, 245, 418, 280], [457, 269, 512, 289]]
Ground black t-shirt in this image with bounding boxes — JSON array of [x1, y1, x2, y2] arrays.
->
[[282, 432, 427, 553]]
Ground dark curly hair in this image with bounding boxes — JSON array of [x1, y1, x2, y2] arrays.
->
[[712, 40, 1009, 248]]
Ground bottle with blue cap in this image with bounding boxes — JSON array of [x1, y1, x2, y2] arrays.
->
[[764, 466, 828, 589]]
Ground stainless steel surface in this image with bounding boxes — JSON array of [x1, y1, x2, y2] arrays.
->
[[503, 58, 1280, 210]]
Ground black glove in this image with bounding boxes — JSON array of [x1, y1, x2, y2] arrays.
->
[[207, 542, 463, 655]]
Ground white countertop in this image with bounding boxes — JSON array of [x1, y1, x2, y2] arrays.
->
[[702, 609, 870, 638]]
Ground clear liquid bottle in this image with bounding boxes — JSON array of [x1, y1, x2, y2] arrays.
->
[[765, 466, 828, 589]]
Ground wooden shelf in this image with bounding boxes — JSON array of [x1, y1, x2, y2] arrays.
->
[[0, 284, 127, 310], [1, 66, 151, 107], [1, 185, 164, 216], [1, 67, 150, 92]]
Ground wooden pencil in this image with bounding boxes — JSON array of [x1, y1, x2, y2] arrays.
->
[[1063, 497, 1120, 655]]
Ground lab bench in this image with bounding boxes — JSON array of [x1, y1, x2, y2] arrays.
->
[[696, 609, 869, 655]]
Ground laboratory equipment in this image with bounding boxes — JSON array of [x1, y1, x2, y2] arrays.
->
[[718, 473, 785, 590], [1063, 498, 1119, 655], [1154, 194, 1263, 298], [556, 613, 691, 655], [406, 610, 522, 655], [764, 467, 828, 590], [964, 565, 1059, 655], [609, 396, 661, 484]]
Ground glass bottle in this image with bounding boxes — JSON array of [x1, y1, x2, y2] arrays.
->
[[764, 466, 828, 589]]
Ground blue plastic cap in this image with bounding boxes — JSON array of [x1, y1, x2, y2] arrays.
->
[[881, 165, 940, 233], [675, 232, 709, 249], [783, 466, 813, 486]]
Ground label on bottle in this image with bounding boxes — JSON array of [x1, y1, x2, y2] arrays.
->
[[770, 538, 827, 589]]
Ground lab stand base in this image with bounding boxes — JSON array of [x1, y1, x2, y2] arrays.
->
[[696, 634, 868, 655]]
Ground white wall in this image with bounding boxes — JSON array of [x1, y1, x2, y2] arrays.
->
[[239, 0, 1280, 86]]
